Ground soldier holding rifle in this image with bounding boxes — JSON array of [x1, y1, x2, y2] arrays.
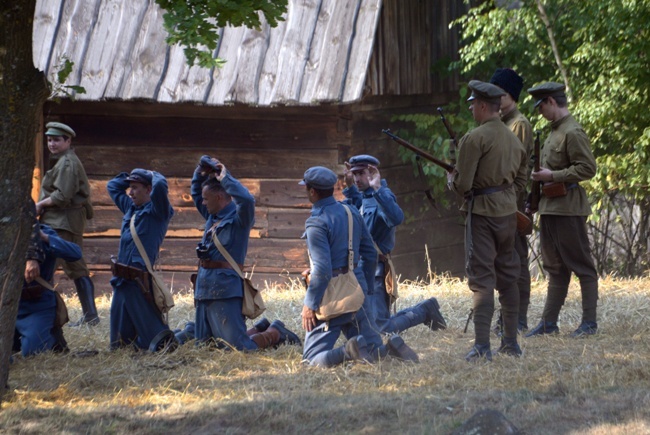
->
[[525, 82, 599, 338], [447, 81, 528, 362]]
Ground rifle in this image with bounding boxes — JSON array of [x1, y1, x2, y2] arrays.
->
[[437, 107, 457, 165], [529, 131, 542, 213], [382, 129, 455, 173]]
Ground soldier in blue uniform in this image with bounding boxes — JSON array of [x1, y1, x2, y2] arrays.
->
[[180, 155, 300, 350], [343, 155, 447, 334], [15, 209, 81, 357], [300, 166, 418, 367], [107, 168, 177, 352]]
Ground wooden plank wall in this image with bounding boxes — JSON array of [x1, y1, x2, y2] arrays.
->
[[366, 0, 465, 96], [45, 97, 465, 295], [45, 100, 349, 294], [350, 94, 466, 280]]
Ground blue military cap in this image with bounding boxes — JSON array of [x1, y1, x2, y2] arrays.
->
[[528, 82, 566, 107], [348, 154, 380, 172], [299, 166, 338, 189], [45, 122, 76, 138], [125, 168, 153, 186]]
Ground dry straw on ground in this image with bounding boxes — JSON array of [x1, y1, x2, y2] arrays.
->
[[2, 274, 650, 434]]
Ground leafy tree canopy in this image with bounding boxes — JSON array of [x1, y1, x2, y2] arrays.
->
[[155, 0, 288, 68], [399, 0, 650, 205]]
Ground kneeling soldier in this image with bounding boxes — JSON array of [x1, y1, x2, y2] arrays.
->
[[107, 169, 177, 352]]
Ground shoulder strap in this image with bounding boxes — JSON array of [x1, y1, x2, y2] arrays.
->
[[342, 204, 354, 270], [211, 231, 246, 280], [130, 214, 157, 276]]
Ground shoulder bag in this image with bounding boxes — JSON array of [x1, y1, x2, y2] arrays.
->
[[130, 215, 175, 323], [211, 231, 266, 319]]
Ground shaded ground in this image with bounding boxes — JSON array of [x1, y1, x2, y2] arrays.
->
[[2, 276, 650, 434]]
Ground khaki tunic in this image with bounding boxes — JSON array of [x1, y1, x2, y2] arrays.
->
[[451, 117, 528, 217], [538, 114, 596, 216], [39, 149, 92, 236], [502, 108, 533, 209]]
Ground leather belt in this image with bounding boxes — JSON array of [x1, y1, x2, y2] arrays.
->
[[472, 183, 513, 197], [111, 259, 149, 282], [332, 265, 357, 277], [199, 259, 244, 270]]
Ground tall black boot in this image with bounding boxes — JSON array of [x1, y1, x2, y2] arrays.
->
[[70, 276, 100, 326]]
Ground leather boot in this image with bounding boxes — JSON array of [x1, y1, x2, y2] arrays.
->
[[250, 320, 301, 349], [344, 336, 372, 363], [69, 276, 99, 326], [174, 321, 196, 344], [246, 318, 271, 336], [497, 337, 522, 357], [421, 298, 447, 331], [387, 334, 419, 363], [465, 343, 492, 362], [250, 326, 282, 349], [525, 320, 559, 337]]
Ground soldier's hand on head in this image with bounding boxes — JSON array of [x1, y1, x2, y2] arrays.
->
[[199, 155, 220, 175], [215, 162, 226, 181], [343, 162, 354, 188], [368, 165, 381, 191], [25, 259, 40, 283]]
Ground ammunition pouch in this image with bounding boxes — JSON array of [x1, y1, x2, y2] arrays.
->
[[542, 182, 577, 198]]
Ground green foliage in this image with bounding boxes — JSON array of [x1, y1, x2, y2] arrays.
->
[[393, 84, 479, 204], [155, 0, 288, 68], [49, 57, 86, 101]]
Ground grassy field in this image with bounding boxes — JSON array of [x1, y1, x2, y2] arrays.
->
[[2, 274, 650, 434]]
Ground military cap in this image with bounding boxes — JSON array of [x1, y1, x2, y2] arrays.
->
[[467, 80, 506, 103], [528, 82, 566, 107], [489, 68, 524, 102], [45, 122, 76, 138], [299, 166, 338, 190], [349, 154, 380, 172], [125, 168, 153, 186]]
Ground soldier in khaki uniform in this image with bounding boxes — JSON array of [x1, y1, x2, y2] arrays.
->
[[36, 122, 99, 326], [525, 82, 599, 338], [489, 68, 534, 332], [448, 80, 528, 362]]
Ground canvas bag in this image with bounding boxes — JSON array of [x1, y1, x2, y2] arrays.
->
[[211, 231, 266, 319], [373, 241, 399, 313], [35, 277, 69, 327], [130, 215, 175, 322], [314, 205, 365, 321]]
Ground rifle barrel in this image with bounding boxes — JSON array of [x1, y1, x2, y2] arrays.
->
[[382, 129, 455, 173]]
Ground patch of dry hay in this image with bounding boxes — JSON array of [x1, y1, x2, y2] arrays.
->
[[3, 275, 650, 434]]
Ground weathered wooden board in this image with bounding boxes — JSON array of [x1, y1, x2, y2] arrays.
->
[[80, 0, 151, 100], [75, 146, 340, 178], [81, 237, 308, 271], [54, 270, 301, 296], [342, 0, 383, 101]]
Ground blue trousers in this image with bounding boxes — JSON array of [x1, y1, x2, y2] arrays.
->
[[15, 291, 58, 356], [110, 281, 171, 350], [195, 297, 258, 351], [302, 305, 385, 367]]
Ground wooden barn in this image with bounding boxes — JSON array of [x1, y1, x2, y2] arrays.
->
[[32, 0, 467, 294]]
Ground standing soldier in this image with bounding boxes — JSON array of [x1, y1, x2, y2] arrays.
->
[[36, 122, 99, 326], [107, 169, 177, 352], [342, 155, 446, 334], [525, 82, 599, 338], [489, 68, 534, 332], [183, 156, 300, 350], [447, 81, 528, 362], [300, 167, 418, 367]]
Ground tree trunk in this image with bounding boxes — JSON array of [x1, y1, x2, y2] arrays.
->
[[0, 1, 49, 404], [535, 0, 572, 101]]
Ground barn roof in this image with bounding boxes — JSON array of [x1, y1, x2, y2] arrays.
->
[[33, 0, 383, 107]]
